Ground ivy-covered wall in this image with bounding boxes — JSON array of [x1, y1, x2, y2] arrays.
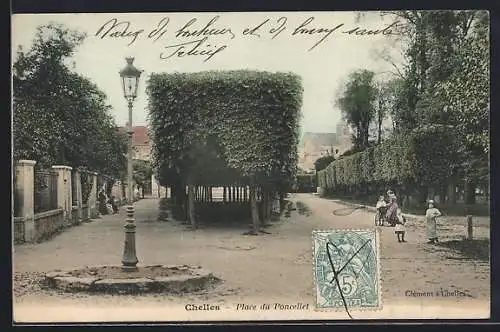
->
[[318, 125, 459, 192]]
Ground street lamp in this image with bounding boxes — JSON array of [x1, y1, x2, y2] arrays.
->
[[120, 57, 142, 272]]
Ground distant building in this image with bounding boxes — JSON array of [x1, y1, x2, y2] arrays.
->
[[298, 121, 352, 172], [116, 125, 152, 161]]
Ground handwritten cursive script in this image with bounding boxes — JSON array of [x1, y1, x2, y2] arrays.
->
[[160, 37, 227, 62], [93, 15, 401, 63], [95, 18, 144, 46], [175, 16, 236, 40]]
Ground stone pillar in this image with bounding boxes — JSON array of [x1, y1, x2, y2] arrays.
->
[[88, 172, 98, 218], [73, 169, 83, 222], [152, 174, 159, 198], [16, 160, 36, 242], [52, 165, 73, 223]]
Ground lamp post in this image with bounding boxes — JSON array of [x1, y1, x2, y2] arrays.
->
[[119, 57, 143, 272]]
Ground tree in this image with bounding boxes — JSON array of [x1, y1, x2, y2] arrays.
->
[[13, 23, 127, 178], [133, 160, 153, 198], [314, 155, 335, 172], [359, 10, 489, 203], [336, 70, 377, 149]]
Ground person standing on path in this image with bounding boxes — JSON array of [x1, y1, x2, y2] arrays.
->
[[385, 189, 398, 226], [394, 208, 407, 243], [426, 200, 442, 244]]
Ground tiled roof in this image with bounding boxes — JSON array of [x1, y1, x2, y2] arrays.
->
[[116, 125, 150, 146], [300, 132, 338, 147]]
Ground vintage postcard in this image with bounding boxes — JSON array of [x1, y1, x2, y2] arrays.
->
[[11, 11, 490, 323]]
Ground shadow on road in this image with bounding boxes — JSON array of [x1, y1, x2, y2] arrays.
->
[[435, 239, 490, 262], [295, 201, 312, 217]]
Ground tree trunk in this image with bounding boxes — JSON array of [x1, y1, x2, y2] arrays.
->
[[464, 180, 476, 205], [279, 192, 285, 213], [228, 186, 232, 203], [377, 98, 383, 145], [244, 186, 248, 202], [223, 186, 227, 203], [447, 183, 457, 204], [439, 185, 447, 205], [187, 175, 196, 228], [262, 189, 272, 225], [418, 186, 429, 206], [249, 180, 260, 234], [261, 189, 267, 224]]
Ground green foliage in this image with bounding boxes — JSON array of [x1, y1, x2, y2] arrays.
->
[[12, 23, 126, 178], [336, 69, 377, 148], [314, 155, 335, 172], [147, 70, 303, 189], [359, 10, 489, 191], [133, 159, 153, 189], [318, 125, 459, 189], [80, 170, 94, 203], [292, 174, 316, 193]]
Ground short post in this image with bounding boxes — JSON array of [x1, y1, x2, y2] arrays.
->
[[466, 215, 473, 240], [52, 165, 73, 224], [88, 172, 98, 218], [16, 160, 36, 242], [151, 174, 159, 198], [74, 168, 83, 223]]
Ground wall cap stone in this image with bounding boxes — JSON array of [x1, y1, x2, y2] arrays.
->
[[18, 160, 37, 166], [52, 165, 73, 170]]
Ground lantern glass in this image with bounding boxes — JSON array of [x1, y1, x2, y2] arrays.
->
[[122, 76, 138, 99], [119, 57, 142, 100]]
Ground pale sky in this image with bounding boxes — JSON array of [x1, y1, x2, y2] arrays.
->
[[12, 12, 403, 135]]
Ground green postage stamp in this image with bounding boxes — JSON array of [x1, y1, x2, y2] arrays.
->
[[313, 229, 381, 313]]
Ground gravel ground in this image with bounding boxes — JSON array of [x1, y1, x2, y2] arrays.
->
[[13, 195, 490, 321]]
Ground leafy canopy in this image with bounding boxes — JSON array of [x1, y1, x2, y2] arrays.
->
[[147, 70, 303, 188], [13, 23, 127, 178]]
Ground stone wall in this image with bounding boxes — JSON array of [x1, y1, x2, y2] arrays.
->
[[14, 217, 25, 244], [34, 208, 64, 242]]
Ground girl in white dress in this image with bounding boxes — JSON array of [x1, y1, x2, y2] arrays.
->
[[426, 200, 442, 244], [394, 208, 406, 242]]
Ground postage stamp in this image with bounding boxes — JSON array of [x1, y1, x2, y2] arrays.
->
[[313, 229, 381, 313]]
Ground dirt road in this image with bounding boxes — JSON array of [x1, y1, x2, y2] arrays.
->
[[13, 194, 490, 322]]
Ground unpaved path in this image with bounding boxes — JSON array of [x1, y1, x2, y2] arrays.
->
[[13, 195, 490, 322]]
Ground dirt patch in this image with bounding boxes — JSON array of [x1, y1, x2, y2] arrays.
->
[[435, 239, 490, 261], [68, 265, 194, 279], [295, 201, 312, 216]]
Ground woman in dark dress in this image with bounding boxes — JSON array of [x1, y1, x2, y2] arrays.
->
[[98, 190, 108, 215]]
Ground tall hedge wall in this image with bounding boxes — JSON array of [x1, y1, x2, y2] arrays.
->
[[318, 125, 459, 190], [147, 70, 303, 187]]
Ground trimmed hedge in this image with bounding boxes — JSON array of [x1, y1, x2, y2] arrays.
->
[[318, 125, 459, 190], [292, 174, 317, 193], [147, 70, 303, 188]]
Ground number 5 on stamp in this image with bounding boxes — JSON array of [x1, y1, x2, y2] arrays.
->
[[312, 229, 381, 312]]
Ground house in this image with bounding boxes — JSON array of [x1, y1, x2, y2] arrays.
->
[[298, 121, 352, 172], [116, 125, 152, 161]]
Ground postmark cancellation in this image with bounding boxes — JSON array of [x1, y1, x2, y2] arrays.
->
[[313, 229, 381, 313]]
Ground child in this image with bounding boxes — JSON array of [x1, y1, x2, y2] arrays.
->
[[375, 195, 387, 226], [426, 200, 442, 244], [394, 208, 406, 242], [109, 195, 119, 214]]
